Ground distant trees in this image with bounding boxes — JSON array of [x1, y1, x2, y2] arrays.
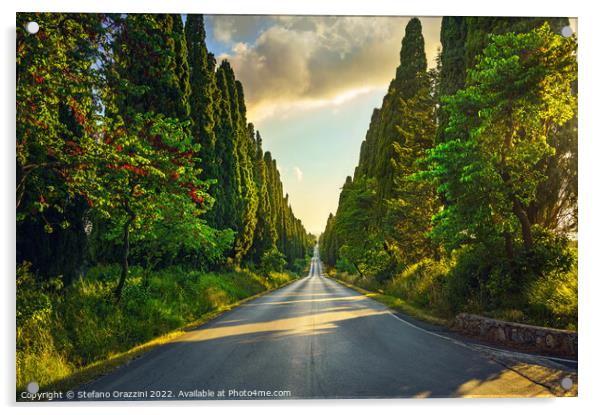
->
[[16, 13, 313, 300], [321, 17, 437, 277]]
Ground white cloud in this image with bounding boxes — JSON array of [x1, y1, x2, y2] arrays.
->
[[293, 166, 303, 182], [213, 16, 442, 122]]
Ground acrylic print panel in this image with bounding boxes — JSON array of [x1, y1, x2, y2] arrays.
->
[[16, 13, 578, 401]]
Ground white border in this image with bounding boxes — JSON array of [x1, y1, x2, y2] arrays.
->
[[2, 1, 600, 414]]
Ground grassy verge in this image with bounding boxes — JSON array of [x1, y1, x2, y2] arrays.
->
[[326, 273, 449, 327], [16, 264, 301, 395], [326, 251, 577, 331]]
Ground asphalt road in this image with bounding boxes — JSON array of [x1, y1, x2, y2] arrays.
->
[[79, 247, 564, 399]]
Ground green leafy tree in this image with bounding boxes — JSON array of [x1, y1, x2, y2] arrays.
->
[[16, 13, 107, 283], [334, 177, 388, 278], [421, 24, 577, 261], [90, 114, 213, 299]]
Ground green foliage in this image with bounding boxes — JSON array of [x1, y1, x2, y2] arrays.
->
[[385, 71, 438, 266], [386, 258, 451, 313], [333, 177, 390, 278], [322, 18, 578, 332], [526, 263, 577, 330], [422, 23, 577, 258], [290, 257, 309, 275], [436, 17, 468, 144], [260, 248, 287, 276], [113, 14, 190, 121], [16, 263, 299, 390]]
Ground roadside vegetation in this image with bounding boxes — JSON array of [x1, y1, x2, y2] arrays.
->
[[17, 262, 302, 390], [320, 18, 578, 331]]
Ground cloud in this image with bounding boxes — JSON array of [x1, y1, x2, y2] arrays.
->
[[207, 15, 269, 44], [212, 16, 442, 121], [293, 166, 303, 182]]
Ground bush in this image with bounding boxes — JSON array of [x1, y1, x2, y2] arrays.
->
[[386, 258, 451, 314], [16, 262, 72, 390], [526, 264, 577, 329], [290, 257, 309, 275], [443, 234, 577, 328], [260, 248, 287, 276], [444, 244, 497, 312]]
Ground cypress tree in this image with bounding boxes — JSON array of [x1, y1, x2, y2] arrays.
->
[[222, 62, 258, 262], [114, 14, 189, 121], [171, 14, 191, 119], [249, 131, 277, 263], [213, 61, 241, 231], [435, 17, 467, 144], [373, 17, 427, 214], [185, 14, 220, 223]]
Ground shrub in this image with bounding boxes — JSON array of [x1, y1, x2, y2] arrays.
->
[[260, 248, 287, 276], [16, 262, 71, 390], [290, 257, 309, 275], [526, 264, 577, 329], [386, 258, 451, 314]]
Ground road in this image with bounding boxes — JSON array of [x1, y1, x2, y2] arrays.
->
[[80, 247, 568, 399]]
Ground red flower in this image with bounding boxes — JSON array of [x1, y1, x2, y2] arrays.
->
[[40, 195, 45, 204]]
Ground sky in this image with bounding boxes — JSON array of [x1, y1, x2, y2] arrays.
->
[[202, 15, 576, 236]]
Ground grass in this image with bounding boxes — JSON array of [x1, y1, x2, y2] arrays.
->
[[326, 251, 577, 331], [16, 263, 302, 395]]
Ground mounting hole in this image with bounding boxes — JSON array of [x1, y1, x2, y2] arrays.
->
[[561, 26, 573, 38], [26, 381, 39, 394], [560, 376, 573, 390], [25, 21, 39, 34]]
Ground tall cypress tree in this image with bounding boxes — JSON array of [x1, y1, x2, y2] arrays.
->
[[218, 62, 258, 262], [171, 14, 191, 119], [373, 17, 427, 214], [213, 61, 241, 232], [435, 17, 467, 144], [114, 14, 189, 121], [185, 14, 219, 203], [385, 71, 438, 266], [248, 131, 277, 263]]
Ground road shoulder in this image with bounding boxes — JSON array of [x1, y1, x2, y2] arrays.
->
[[323, 273, 578, 397]]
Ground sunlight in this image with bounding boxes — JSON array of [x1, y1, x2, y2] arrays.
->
[[180, 308, 389, 343], [244, 295, 368, 307], [455, 369, 553, 398]]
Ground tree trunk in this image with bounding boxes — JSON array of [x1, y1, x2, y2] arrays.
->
[[512, 197, 534, 252], [504, 231, 514, 260], [115, 211, 135, 301]]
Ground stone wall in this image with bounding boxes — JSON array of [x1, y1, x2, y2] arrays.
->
[[452, 313, 577, 358]]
